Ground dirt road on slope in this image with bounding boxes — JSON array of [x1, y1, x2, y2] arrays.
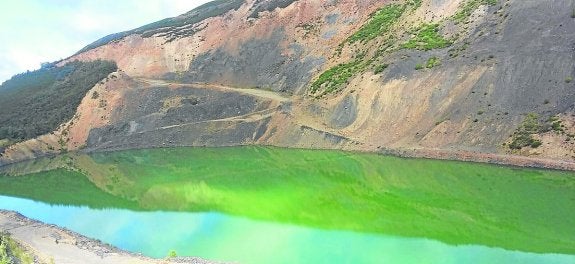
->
[[136, 78, 291, 102]]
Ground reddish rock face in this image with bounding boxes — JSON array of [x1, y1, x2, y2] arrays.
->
[[62, 0, 387, 83], [4, 0, 575, 169]]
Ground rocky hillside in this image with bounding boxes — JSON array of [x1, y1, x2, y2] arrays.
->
[[1, 0, 575, 168]]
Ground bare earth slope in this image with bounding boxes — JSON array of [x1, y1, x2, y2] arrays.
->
[[1, 0, 575, 169]]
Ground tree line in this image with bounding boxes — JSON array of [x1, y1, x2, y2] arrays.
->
[[0, 60, 117, 143]]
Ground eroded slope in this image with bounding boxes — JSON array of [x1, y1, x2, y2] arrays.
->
[[2, 0, 575, 168]]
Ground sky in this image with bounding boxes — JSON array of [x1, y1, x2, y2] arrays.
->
[[0, 0, 213, 84]]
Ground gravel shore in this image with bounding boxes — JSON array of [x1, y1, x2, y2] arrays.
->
[[0, 210, 220, 264]]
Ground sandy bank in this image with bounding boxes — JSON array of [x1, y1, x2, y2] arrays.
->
[[0, 210, 219, 264]]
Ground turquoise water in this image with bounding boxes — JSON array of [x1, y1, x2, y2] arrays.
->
[[1, 146, 575, 263], [1, 195, 574, 264]]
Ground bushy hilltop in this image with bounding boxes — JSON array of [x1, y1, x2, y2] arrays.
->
[[1, 0, 575, 168], [0, 61, 117, 149]]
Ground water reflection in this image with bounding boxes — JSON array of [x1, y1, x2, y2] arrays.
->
[[0, 146, 574, 257], [1, 196, 574, 264]]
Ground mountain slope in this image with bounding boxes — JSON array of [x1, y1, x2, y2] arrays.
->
[[1, 0, 575, 168], [0, 61, 117, 149]]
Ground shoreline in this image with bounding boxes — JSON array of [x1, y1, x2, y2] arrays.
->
[[72, 143, 575, 172], [0, 210, 218, 264], [2, 144, 575, 172], [376, 147, 575, 172]]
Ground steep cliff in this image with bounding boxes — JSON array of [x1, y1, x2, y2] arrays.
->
[[1, 0, 575, 168]]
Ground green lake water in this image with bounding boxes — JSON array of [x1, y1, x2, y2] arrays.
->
[[0, 146, 574, 263]]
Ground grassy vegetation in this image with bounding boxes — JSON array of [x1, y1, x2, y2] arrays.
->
[[338, 1, 422, 48], [309, 60, 363, 95], [0, 233, 33, 264], [311, 0, 497, 95], [344, 4, 405, 44], [2, 146, 575, 254], [402, 23, 452, 50], [0, 60, 116, 143], [0, 239, 8, 264], [452, 0, 498, 24], [312, 1, 425, 95], [415, 63, 424, 70]]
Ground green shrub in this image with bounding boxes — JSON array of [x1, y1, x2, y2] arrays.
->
[[374, 64, 389, 74], [426, 57, 441, 68], [530, 140, 542, 148], [552, 121, 563, 132], [508, 113, 543, 149], [415, 63, 424, 70], [566, 77, 573, 83], [402, 24, 452, 50], [168, 250, 177, 258], [521, 113, 541, 133]]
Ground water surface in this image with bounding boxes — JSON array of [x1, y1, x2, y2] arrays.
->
[[0, 146, 574, 263]]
